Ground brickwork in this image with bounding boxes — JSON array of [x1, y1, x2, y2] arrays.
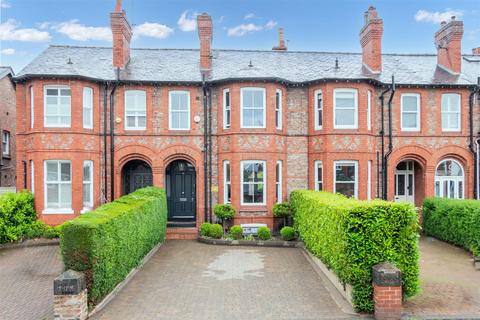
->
[[372, 262, 403, 320], [53, 289, 88, 320], [0, 74, 16, 187]]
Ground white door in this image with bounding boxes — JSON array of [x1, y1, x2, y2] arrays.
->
[[394, 161, 415, 203]]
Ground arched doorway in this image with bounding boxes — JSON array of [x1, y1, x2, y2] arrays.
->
[[394, 159, 424, 206], [121, 159, 153, 195], [166, 160, 196, 226]]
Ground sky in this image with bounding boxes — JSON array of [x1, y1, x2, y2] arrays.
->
[[1, 0, 479, 73]]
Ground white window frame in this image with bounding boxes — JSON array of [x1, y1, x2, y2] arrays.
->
[[434, 159, 465, 199], [240, 87, 266, 129], [333, 88, 358, 129], [2, 131, 9, 156], [82, 160, 94, 213], [441, 93, 461, 132], [333, 160, 358, 198], [223, 160, 231, 203], [367, 90, 372, 131], [30, 160, 35, 194], [314, 160, 323, 191], [83, 87, 93, 129], [240, 160, 266, 206], [401, 93, 421, 132], [44, 85, 71, 128], [275, 89, 282, 129], [367, 160, 372, 200], [314, 89, 323, 130], [43, 160, 73, 214], [276, 160, 282, 203], [168, 90, 191, 130], [125, 90, 147, 130], [30, 86, 34, 128], [223, 89, 231, 129]]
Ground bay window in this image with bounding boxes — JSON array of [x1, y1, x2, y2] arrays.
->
[[241, 88, 266, 128], [83, 87, 93, 129], [223, 89, 231, 129], [275, 161, 282, 203], [44, 160, 72, 213], [44, 86, 71, 127], [83, 160, 93, 212], [275, 89, 282, 129], [314, 161, 323, 191], [334, 161, 358, 198], [223, 161, 231, 203], [241, 160, 266, 205], [314, 90, 323, 130], [334, 89, 358, 129]]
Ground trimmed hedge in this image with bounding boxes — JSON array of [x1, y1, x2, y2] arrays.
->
[[423, 197, 480, 256], [0, 191, 36, 243], [61, 187, 167, 306], [291, 190, 420, 313]]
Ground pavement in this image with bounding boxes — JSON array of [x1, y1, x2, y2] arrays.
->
[[0, 245, 63, 320], [402, 236, 480, 319], [91, 240, 357, 320]]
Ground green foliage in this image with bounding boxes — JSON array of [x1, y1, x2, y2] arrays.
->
[[423, 197, 480, 256], [272, 202, 291, 218], [0, 191, 37, 243], [61, 187, 167, 306], [291, 190, 420, 313], [23, 220, 62, 239], [243, 234, 255, 241], [280, 226, 296, 241], [257, 226, 271, 240], [208, 224, 223, 239], [213, 204, 236, 220], [230, 225, 243, 240], [199, 223, 212, 237]]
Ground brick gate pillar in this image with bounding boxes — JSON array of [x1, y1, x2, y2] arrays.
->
[[53, 270, 88, 320], [372, 262, 402, 320]]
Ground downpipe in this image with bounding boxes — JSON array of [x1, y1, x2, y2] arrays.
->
[[469, 77, 480, 199], [383, 75, 396, 200]]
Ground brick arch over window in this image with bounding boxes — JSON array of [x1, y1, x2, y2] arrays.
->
[[160, 145, 203, 169]]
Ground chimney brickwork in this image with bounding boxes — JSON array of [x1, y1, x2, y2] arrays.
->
[[435, 17, 464, 74], [360, 6, 383, 74], [111, 0, 132, 69]]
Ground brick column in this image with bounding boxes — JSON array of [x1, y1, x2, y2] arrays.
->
[[372, 262, 402, 320], [53, 270, 88, 320]]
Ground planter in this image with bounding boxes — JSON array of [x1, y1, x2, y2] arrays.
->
[[197, 235, 303, 248]]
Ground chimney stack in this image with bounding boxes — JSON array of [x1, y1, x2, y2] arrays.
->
[[435, 17, 464, 74], [472, 47, 480, 55], [197, 13, 213, 75], [110, 0, 132, 69], [360, 6, 383, 74], [272, 28, 287, 51]]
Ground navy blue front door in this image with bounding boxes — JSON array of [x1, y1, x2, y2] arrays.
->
[[166, 161, 196, 222]]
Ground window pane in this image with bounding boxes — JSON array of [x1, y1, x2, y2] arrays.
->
[[243, 90, 253, 108], [46, 97, 57, 106], [83, 163, 91, 181], [46, 163, 58, 181], [225, 91, 230, 107], [60, 184, 72, 207], [138, 116, 147, 128], [335, 183, 355, 197], [317, 110, 323, 127], [448, 114, 459, 129], [243, 163, 253, 182], [243, 184, 254, 203], [435, 181, 440, 197], [335, 92, 355, 108], [60, 89, 71, 96], [336, 164, 355, 182], [254, 183, 264, 203], [458, 181, 463, 199], [61, 163, 71, 181], [225, 163, 230, 182], [253, 90, 263, 108], [227, 185, 231, 202], [403, 96, 417, 111], [335, 109, 355, 126], [402, 113, 417, 128], [46, 184, 59, 207], [253, 109, 264, 127], [46, 89, 58, 96], [318, 182, 323, 191], [226, 110, 231, 126], [83, 183, 91, 204], [397, 175, 405, 195], [243, 109, 254, 127]]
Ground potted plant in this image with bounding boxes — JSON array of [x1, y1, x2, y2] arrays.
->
[[272, 202, 291, 232], [213, 204, 236, 231]]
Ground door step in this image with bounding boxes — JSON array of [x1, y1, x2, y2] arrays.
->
[[167, 221, 196, 228], [166, 227, 198, 240]]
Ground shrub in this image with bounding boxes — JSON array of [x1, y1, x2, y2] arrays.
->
[[423, 197, 480, 256], [61, 187, 167, 306], [199, 223, 212, 237], [291, 190, 419, 313], [280, 226, 296, 241], [257, 226, 271, 240], [23, 220, 62, 239], [209, 224, 223, 239], [272, 202, 291, 218], [0, 191, 36, 243], [230, 225, 243, 240], [213, 204, 236, 220]]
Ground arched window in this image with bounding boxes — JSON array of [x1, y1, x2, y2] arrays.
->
[[435, 159, 464, 199]]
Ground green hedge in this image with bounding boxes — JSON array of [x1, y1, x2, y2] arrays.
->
[[61, 187, 167, 306], [0, 191, 36, 243], [423, 197, 480, 256], [291, 190, 420, 312]]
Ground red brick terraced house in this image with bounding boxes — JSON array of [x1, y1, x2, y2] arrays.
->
[[0, 66, 16, 188], [13, 3, 480, 239]]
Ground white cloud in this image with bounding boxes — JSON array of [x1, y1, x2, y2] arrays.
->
[[53, 20, 111, 41], [244, 13, 259, 20], [0, 1, 11, 8], [1, 48, 15, 55], [0, 19, 51, 42], [265, 20, 277, 30], [218, 16, 225, 24], [133, 22, 174, 39], [227, 23, 263, 37], [177, 11, 196, 32], [38, 22, 51, 30], [414, 9, 463, 24]]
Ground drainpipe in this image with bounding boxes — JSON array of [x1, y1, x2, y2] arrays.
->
[[202, 74, 209, 223], [207, 85, 213, 223], [469, 77, 480, 199], [383, 76, 396, 200], [376, 151, 380, 198], [109, 68, 119, 201], [476, 138, 480, 200], [103, 83, 109, 202], [22, 160, 27, 189], [379, 81, 392, 200]]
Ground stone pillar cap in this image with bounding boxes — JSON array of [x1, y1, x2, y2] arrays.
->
[[54, 269, 86, 295], [372, 261, 402, 287]]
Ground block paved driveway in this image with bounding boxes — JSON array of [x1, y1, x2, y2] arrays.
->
[[0, 245, 63, 320], [92, 241, 358, 320]]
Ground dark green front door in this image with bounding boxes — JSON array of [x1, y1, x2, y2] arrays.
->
[[166, 160, 196, 222]]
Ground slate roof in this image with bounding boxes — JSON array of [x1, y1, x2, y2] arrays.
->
[[0, 66, 13, 79], [14, 45, 480, 86]]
